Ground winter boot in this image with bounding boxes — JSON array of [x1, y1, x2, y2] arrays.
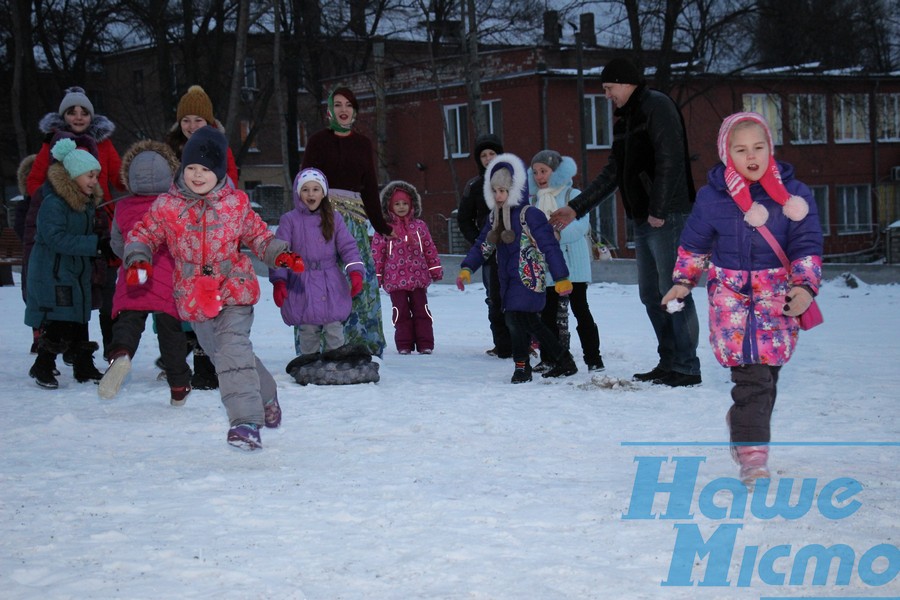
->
[[735, 445, 770, 486], [577, 324, 604, 372], [542, 351, 578, 378], [227, 423, 262, 451], [170, 386, 191, 407], [264, 395, 282, 428], [511, 361, 532, 384], [72, 341, 104, 384], [191, 346, 219, 390], [99, 349, 132, 399], [29, 349, 60, 389]]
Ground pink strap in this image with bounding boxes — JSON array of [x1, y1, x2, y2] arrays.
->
[[756, 225, 791, 271]]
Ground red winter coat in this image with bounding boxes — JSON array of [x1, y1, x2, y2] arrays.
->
[[124, 183, 288, 322]]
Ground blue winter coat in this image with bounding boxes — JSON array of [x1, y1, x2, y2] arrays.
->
[[24, 164, 101, 328], [269, 194, 364, 327], [461, 153, 568, 313]]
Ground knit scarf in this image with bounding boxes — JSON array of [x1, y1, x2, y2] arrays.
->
[[534, 185, 564, 219]]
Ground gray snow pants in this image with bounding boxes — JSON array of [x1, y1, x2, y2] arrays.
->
[[191, 305, 277, 427]]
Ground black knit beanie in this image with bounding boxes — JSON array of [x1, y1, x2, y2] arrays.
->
[[600, 58, 644, 85]]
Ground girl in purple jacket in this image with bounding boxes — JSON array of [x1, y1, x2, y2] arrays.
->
[[271, 168, 364, 357], [371, 181, 443, 355], [662, 112, 823, 486]]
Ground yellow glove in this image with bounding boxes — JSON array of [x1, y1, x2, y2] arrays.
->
[[554, 279, 573, 296], [456, 268, 472, 291]]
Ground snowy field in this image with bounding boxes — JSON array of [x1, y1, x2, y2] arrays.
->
[[1, 270, 898, 600]]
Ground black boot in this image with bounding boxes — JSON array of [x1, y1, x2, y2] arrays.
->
[[577, 323, 604, 371], [191, 346, 219, 390], [72, 341, 104, 384], [30, 349, 60, 389], [543, 351, 578, 378]]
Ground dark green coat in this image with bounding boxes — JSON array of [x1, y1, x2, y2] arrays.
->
[[24, 163, 101, 328]]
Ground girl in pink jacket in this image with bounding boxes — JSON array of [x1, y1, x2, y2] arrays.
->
[[371, 181, 443, 354]]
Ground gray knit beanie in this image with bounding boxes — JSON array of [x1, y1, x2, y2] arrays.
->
[[531, 149, 562, 171]]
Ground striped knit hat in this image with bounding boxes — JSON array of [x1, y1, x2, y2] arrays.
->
[[717, 112, 808, 227]]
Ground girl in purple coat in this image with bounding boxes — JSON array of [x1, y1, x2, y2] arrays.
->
[[457, 153, 578, 384], [371, 181, 443, 355], [662, 112, 823, 486], [271, 168, 364, 357]]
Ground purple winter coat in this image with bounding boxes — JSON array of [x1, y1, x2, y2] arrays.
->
[[270, 198, 364, 327]]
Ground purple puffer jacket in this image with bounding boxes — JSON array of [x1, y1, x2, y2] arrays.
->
[[270, 200, 364, 327], [673, 160, 823, 367]]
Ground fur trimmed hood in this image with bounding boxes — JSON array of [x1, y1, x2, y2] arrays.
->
[[47, 162, 102, 212], [527, 155, 577, 194], [482, 153, 528, 210], [17, 154, 36, 195], [379, 180, 422, 220], [38, 112, 116, 142], [119, 140, 180, 194]]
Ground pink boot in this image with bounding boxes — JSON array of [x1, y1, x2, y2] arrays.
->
[[736, 445, 770, 486]]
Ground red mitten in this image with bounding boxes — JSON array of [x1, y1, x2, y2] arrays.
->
[[349, 271, 363, 297], [275, 252, 305, 273], [188, 275, 223, 318], [431, 267, 444, 281], [126, 261, 153, 286], [273, 280, 287, 307]]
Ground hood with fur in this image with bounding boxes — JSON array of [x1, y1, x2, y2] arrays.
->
[[46, 162, 102, 212], [38, 112, 116, 143], [18, 155, 36, 195], [472, 133, 504, 175], [379, 180, 422, 221], [119, 140, 180, 195], [482, 153, 528, 210], [527, 155, 578, 194]]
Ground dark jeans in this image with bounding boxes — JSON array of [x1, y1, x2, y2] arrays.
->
[[389, 288, 434, 352], [539, 282, 601, 363], [729, 364, 781, 443], [505, 310, 565, 365], [483, 257, 511, 353], [99, 264, 118, 358], [633, 214, 700, 376], [111, 310, 191, 388]]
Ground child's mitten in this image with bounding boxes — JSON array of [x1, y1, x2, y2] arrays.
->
[[783, 286, 813, 317], [275, 252, 305, 273], [431, 267, 444, 282], [349, 271, 363, 297], [188, 275, 223, 318], [554, 279, 573, 296], [456, 268, 472, 291], [126, 261, 153, 286], [273, 280, 287, 307]]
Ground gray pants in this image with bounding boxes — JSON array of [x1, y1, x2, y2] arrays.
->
[[298, 322, 344, 355], [191, 305, 277, 427]]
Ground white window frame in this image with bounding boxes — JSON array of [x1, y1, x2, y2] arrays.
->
[[810, 185, 830, 237], [834, 94, 869, 143], [484, 99, 502, 136], [789, 94, 827, 144], [296, 121, 308, 152], [443, 103, 469, 158], [836, 184, 872, 235], [876, 93, 900, 142], [243, 57, 258, 91], [583, 94, 613, 149], [742, 94, 783, 145]]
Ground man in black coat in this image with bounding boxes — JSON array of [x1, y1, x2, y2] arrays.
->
[[457, 133, 511, 358], [550, 57, 701, 387]]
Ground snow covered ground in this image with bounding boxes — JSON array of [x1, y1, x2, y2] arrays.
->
[[1, 271, 898, 599]]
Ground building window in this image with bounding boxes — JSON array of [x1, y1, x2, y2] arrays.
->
[[810, 185, 829, 236], [297, 122, 308, 151], [240, 120, 259, 153], [742, 94, 783, 144], [836, 184, 871, 235], [243, 57, 257, 90], [834, 94, 869, 143], [876, 93, 900, 142], [443, 103, 469, 158], [583, 94, 613, 148], [484, 99, 502, 137], [789, 94, 826, 144]]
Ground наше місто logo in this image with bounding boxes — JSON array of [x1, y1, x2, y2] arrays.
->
[[621, 447, 899, 594]]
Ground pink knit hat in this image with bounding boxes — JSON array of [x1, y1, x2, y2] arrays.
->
[[717, 112, 808, 227]]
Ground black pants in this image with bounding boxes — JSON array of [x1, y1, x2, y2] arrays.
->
[[540, 282, 601, 363], [729, 364, 781, 444], [505, 310, 565, 366], [42, 320, 88, 350], [111, 310, 191, 388], [483, 256, 511, 353]]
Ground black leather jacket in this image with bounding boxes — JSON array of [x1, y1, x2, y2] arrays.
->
[[569, 84, 695, 223]]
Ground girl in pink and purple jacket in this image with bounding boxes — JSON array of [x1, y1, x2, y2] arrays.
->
[[371, 181, 443, 354]]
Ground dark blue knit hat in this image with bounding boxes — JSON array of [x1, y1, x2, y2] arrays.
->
[[181, 125, 227, 180]]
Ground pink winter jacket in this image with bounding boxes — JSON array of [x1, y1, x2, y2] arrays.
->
[[371, 216, 443, 293], [125, 183, 288, 322]]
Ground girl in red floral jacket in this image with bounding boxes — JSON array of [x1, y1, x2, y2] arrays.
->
[[124, 126, 305, 451], [371, 181, 443, 354]]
